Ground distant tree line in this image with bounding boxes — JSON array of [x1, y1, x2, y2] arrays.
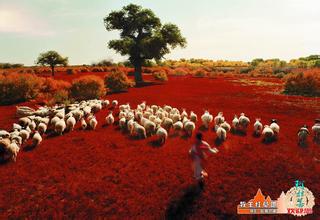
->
[[0, 63, 24, 69]]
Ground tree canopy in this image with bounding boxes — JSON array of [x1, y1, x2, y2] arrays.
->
[[36, 51, 68, 76], [104, 4, 186, 82]]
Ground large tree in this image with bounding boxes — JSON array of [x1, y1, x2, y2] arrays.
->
[[36, 51, 68, 76], [104, 4, 186, 83]]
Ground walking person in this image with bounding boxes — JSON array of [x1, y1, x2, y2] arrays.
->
[[189, 132, 218, 189]]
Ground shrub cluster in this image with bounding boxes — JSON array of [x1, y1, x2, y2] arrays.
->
[[0, 73, 42, 105], [171, 67, 189, 76], [153, 71, 168, 81], [284, 72, 320, 96], [70, 76, 106, 100], [193, 69, 207, 77], [104, 71, 135, 93]]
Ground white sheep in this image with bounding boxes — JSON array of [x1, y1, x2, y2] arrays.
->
[[10, 133, 22, 146], [127, 119, 135, 134], [254, 118, 263, 136], [66, 116, 76, 131], [55, 120, 66, 135], [173, 121, 183, 132], [148, 115, 157, 122], [55, 109, 65, 119], [214, 112, 225, 127], [102, 100, 110, 108], [89, 116, 98, 130], [201, 110, 213, 129], [239, 113, 250, 133], [65, 112, 73, 120], [7, 140, 20, 162], [38, 122, 47, 134], [161, 117, 173, 131], [19, 129, 30, 143], [92, 103, 102, 113], [112, 100, 118, 108], [80, 118, 87, 130], [0, 130, 10, 138], [181, 109, 188, 119], [83, 106, 92, 116], [220, 121, 231, 132], [171, 113, 181, 123], [143, 111, 152, 119], [13, 123, 22, 131], [270, 119, 280, 138], [163, 105, 172, 113], [135, 111, 143, 121], [156, 126, 168, 145], [125, 111, 135, 121], [28, 120, 36, 131], [119, 117, 127, 130], [40, 117, 50, 125], [119, 110, 127, 119], [132, 122, 147, 139], [106, 112, 115, 125], [190, 111, 197, 123], [298, 125, 309, 145], [184, 121, 195, 136], [311, 120, 320, 141], [216, 126, 227, 141], [154, 117, 163, 127], [0, 138, 11, 161], [18, 117, 31, 127], [50, 116, 60, 127], [138, 101, 146, 110], [262, 125, 274, 142], [232, 115, 239, 130], [143, 120, 156, 136], [32, 131, 42, 146]]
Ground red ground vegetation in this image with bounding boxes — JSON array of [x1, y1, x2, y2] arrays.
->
[[0, 73, 319, 219]]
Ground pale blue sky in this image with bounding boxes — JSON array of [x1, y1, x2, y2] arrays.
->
[[0, 0, 319, 65]]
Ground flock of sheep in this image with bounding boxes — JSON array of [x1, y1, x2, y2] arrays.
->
[[0, 99, 320, 163]]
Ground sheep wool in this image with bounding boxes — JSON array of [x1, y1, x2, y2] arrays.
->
[[7, 140, 20, 162], [19, 129, 30, 143], [190, 111, 198, 123], [262, 125, 274, 142], [156, 127, 168, 144], [89, 117, 98, 130], [201, 111, 213, 129], [38, 122, 47, 134], [254, 119, 263, 135], [55, 120, 66, 135], [80, 118, 87, 130], [216, 126, 227, 141], [32, 131, 42, 146], [66, 116, 76, 131], [106, 112, 115, 125]]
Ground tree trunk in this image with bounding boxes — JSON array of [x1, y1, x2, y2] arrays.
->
[[51, 66, 55, 77], [134, 63, 143, 83]]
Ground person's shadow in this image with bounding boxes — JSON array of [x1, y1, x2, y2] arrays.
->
[[165, 184, 203, 220]]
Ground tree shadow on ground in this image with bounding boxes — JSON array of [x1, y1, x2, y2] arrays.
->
[[165, 184, 203, 220]]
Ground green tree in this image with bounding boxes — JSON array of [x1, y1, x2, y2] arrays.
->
[[36, 51, 68, 76], [250, 58, 264, 67], [104, 4, 186, 83]]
